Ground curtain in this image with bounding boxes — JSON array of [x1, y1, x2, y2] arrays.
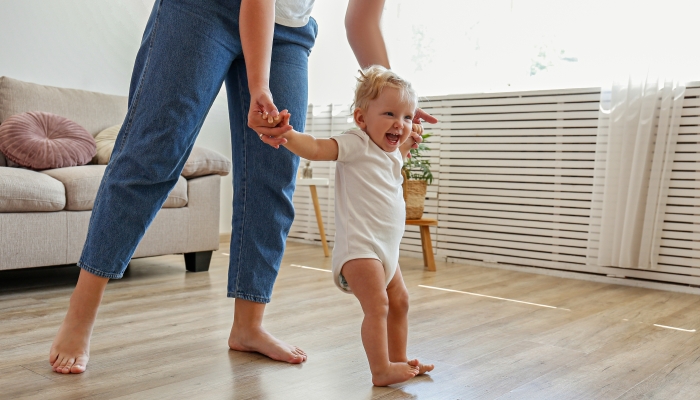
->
[[588, 77, 685, 270]]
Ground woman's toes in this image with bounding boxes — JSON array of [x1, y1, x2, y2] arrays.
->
[[55, 356, 68, 373], [62, 359, 76, 374], [70, 363, 86, 374]]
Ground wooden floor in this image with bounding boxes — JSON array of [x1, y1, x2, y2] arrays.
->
[[2, 241, 700, 399]]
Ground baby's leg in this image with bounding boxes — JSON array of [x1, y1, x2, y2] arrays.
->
[[386, 266, 434, 375], [341, 259, 419, 386], [386, 265, 409, 362]]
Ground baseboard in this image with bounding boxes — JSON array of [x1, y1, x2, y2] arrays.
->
[[448, 257, 700, 296]]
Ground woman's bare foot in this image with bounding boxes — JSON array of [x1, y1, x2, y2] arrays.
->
[[372, 362, 419, 386], [48, 269, 107, 374], [49, 317, 93, 374], [408, 358, 434, 375], [228, 326, 307, 364]]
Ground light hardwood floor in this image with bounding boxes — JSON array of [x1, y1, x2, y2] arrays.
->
[[2, 241, 700, 399]]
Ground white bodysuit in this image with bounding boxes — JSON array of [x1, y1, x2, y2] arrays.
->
[[331, 128, 406, 293]]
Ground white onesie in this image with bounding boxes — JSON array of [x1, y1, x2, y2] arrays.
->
[[331, 128, 406, 293]]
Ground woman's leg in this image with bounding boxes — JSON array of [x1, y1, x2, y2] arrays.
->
[[50, 0, 242, 373], [224, 20, 317, 362], [342, 259, 419, 386]]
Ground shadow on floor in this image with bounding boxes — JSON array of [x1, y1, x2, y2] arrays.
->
[[0, 263, 138, 294]]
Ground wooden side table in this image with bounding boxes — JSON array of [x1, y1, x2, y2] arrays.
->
[[296, 178, 330, 257], [405, 218, 438, 271]]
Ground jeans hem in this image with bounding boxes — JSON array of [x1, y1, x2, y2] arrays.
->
[[78, 261, 124, 279], [227, 292, 270, 304]]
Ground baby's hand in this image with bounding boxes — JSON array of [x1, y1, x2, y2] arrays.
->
[[409, 126, 423, 148], [261, 109, 291, 128], [248, 89, 291, 149], [255, 110, 292, 149], [401, 127, 423, 158]]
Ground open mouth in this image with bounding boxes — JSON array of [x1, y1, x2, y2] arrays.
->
[[386, 133, 400, 145]]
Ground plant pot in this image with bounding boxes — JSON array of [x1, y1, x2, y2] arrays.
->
[[403, 180, 427, 220]]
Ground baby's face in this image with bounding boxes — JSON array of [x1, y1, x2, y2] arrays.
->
[[355, 87, 415, 153]]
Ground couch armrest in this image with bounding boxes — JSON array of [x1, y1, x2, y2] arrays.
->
[[185, 174, 221, 253]]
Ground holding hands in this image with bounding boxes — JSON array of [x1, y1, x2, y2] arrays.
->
[[247, 89, 292, 149], [251, 100, 434, 154]]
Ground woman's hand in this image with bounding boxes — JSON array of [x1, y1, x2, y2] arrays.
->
[[413, 107, 438, 125], [409, 107, 437, 150], [247, 89, 291, 149]]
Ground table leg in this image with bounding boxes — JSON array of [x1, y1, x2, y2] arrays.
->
[[309, 185, 330, 257], [420, 225, 436, 271]]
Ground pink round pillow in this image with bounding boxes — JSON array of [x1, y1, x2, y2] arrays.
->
[[0, 112, 96, 170]]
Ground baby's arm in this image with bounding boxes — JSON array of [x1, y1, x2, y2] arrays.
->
[[281, 129, 339, 162]]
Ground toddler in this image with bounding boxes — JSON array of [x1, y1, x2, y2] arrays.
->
[[269, 66, 434, 386]]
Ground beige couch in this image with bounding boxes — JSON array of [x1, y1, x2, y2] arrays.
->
[[0, 77, 227, 273]]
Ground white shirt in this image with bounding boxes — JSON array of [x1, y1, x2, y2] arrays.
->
[[331, 128, 406, 293], [275, 0, 315, 27]]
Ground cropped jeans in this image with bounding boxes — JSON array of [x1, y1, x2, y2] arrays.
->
[[78, 0, 317, 303]]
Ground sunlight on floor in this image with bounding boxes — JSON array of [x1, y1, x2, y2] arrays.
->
[[290, 264, 331, 272], [418, 284, 571, 311], [652, 324, 696, 333]]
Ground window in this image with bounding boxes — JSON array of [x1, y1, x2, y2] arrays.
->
[[309, 0, 700, 103]]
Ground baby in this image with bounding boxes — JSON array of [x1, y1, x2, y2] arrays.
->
[[268, 65, 434, 386]]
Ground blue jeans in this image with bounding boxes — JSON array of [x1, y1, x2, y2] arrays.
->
[[78, 0, 317, 304]]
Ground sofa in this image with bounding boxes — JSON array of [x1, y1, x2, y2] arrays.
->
[[0, 77, 230, 273]]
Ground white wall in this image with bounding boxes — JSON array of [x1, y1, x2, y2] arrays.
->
[[0, 0, 365, 234]]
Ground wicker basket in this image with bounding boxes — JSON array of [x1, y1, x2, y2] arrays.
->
[[403, 179, 427, 220]]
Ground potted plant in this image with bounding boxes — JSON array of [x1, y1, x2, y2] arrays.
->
[[402, 133, 433, 219]]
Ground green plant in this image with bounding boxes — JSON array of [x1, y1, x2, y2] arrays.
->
[[402, 133, 433, 185]]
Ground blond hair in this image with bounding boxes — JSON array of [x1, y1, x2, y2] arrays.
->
[[352, 65, 417, 111]]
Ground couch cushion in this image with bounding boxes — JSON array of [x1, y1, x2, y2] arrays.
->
[[93, 124, 120, 165], [181, 146, 231, 178], [41, 165, 188, 210], [42, 165, 106, 211], [0, 111, 96, 170], [0, 76, 127, 136], [0, 167, 66, 212]]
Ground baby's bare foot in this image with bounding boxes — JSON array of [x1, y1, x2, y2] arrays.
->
[[49, 317, 93, 374], [228, 326, 306, 364], [372, 362, 419, 386], [408, 358, 435, 375]]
